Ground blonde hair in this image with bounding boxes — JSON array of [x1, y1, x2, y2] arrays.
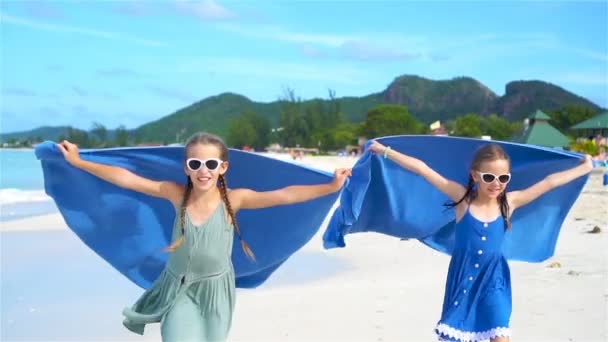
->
[[166, 132, 255, 260]]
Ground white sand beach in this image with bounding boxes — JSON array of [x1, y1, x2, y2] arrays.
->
[[1, 156, 606, 342]]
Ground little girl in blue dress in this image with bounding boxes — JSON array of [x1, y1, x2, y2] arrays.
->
[[369, 141, 593, 342]]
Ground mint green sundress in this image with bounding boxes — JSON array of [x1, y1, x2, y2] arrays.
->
[[123, 203, 235, 342]]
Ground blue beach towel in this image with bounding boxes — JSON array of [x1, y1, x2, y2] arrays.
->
[[323, 135, 589, 262], [35, 141, 339, 289]]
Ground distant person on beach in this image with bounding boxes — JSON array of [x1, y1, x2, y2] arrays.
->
[[368, 140, 593, 342], [57, 132, 351, 342]]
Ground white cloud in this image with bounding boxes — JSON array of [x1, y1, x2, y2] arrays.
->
[[175, 0, 237, 21], [216, 23, 357, 47], [211, 24, 561, 64], [147, 86, 197, 103], [215, 23, 429, 62], [339, 41, 421, 61], [572, 48, 608, 63], [23, 2, 63, 20], [0, 13, 167, 47], [113, 2, 160, 17], [174, 57, 371, 85], [561, 72, 608, 86], [300, 44, 326, 58]]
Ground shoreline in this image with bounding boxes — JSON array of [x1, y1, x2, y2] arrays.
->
[[0, 147, 35, 151]]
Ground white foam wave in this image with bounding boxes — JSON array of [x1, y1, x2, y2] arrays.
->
[[0, 189, 51, 205]]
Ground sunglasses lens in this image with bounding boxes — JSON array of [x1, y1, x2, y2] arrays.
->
[[498, 175, 511, 183], [482, 174, 495, 183], [187, 159, 202, 171], [205, 159, 220, 170]]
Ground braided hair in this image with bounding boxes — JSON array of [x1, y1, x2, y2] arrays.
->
[[166, 132, 255, 259]]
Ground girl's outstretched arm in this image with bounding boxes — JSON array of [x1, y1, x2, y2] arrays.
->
[[369, 140, 466, 203], [230, 168, 351, 210], [57, 140, 183, 205], [508, 154, 594, 210]]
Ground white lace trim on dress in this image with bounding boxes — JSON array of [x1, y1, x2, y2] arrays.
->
[[436, 323, 511, 342]]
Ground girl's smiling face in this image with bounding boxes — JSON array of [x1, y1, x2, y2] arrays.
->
[[184, 143, 228, 192], [472, 158, 511, 199]]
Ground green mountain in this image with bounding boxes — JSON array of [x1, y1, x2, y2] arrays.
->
[[4, 75, 602, 144], [135, 93, 282, 144], [381, 75, 498, 122], [0, 126, 127, 144], [134, 92, 384, 143], [134, 76, 601, 143], [495, 80, 601, 120], [0, 126, 70, 143]]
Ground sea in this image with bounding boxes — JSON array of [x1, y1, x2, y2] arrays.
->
[[0, 149, 59, 222]]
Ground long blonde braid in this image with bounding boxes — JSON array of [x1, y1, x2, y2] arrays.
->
[[165, 177, 192, 252], [218, 174, 255, 260]]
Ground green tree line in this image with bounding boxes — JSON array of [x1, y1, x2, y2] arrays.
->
[[3, 97, 597, 151], [225, 89, 588, 151], [56, 122, 131, 148]]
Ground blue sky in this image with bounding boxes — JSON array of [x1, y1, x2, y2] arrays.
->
[[1, 1, 607, 133]]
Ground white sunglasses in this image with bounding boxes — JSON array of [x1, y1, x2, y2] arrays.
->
[[186, 158, 223, 172], [477, 172, 511, 184]]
